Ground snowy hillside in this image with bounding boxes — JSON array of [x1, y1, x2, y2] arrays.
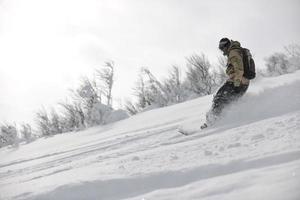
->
[[1, 71, 300, 200]]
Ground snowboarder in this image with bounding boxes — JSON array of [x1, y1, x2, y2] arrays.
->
[[201, 38, 255, 129]]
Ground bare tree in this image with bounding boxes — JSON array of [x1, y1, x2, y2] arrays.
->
[[284, 44, 300, 58], [50, 109, 63, 134], [35, 107, 65, 136], [20, 123, 33, 142], [186, 53, 216, 96], [164, 65, 186, 103], [59, 101, 85, 131], [284, 44, 300, 70], [124, 100, 139, 115], [96, 61, 114, 107], [215, 56, 228, 84], [142, 67, 169, 107], [35, 108, 52, 136], [124, 71, 151, 114], [134, 73, 151, 109]]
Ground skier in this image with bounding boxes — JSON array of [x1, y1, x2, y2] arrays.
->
[[201, 38, 255, 129]]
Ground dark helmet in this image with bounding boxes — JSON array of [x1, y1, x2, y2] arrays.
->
[[219, 38, 231, 51]]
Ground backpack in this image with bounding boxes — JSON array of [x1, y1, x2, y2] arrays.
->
[[241, 48, 256, 79]]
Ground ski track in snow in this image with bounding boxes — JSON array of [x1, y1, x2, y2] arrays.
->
[[0, 71, 300, 200]]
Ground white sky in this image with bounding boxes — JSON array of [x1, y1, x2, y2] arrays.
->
[[0, 0, 300, 124]]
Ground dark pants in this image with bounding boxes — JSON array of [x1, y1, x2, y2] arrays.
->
[[206, 81, 249, 124]]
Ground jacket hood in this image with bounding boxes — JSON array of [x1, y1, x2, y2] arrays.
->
[[229, 40, 241, 50], [222, 40, 241, 56]]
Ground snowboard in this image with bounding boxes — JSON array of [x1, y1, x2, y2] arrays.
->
[[178, 123, 208, 136], [178, 128, 198, 135]]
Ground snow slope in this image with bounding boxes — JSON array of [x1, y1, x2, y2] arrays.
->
[[1, 71, 300, 200]]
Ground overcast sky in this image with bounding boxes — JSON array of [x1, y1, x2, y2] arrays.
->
[[0, 0, 300, 125]]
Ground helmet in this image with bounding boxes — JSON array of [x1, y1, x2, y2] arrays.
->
[[219, 38, 231, 51]]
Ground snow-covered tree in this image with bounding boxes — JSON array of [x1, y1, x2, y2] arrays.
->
[[0, 134, 6, 148], [265, 52, 290, 76], [88, 102, 112, 125], [0, 123, 18, 147], [284, 44, 300, 70], [72, 76, 113, 126], [75, 77, 101, 107], [103, 109, 129, 124]]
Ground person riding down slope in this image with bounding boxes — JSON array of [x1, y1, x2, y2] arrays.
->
[[201, 38, 255, 129]]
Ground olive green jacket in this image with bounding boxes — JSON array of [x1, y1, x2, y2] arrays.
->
[[225, 40, 250, 86]]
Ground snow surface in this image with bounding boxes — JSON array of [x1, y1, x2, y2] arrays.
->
[[1, 71, 300, 200]]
